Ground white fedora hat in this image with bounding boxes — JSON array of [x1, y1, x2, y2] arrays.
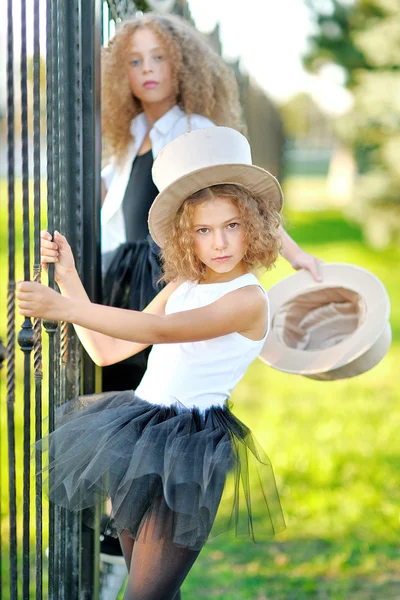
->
[[260, 263, 391, 380], [149, 127, 283, 247]]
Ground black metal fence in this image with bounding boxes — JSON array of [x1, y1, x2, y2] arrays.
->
[[1, 0, 106, 597]]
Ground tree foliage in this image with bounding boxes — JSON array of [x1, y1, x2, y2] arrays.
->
[[280, 92, 326, 140], [303, 0, 400, 243]]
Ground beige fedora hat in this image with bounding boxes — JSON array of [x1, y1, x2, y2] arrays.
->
[[149, 126, 283, 247], [260, 263, 391, 380]]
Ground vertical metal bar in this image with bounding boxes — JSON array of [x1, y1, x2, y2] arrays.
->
[[20, 3, 30, 286], [52, 47, 62, 600], [19, 0, 35, 597], [44, 0, 59, 597], [0, 338, 6, 599], [81, 1, 102, 303], [59, 1, 84, 595], [6, 0, 18, 597], [52, 0, 61, 235], [57, 0, 68, 594], [53, 0, 65, 591], [79, 0, 103, 597], [33, 0, 44, 597]]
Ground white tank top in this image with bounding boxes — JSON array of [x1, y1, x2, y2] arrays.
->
[[135, 273, 269, 411]]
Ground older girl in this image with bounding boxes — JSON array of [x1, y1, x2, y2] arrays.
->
[[101, 12, 322, 393]]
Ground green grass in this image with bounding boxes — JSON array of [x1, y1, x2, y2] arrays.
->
[[1, 178, 400, 599]]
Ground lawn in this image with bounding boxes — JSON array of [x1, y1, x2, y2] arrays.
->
[[1, 177, 400, 599]]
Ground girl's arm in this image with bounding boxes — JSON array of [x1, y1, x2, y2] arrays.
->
[[17, 281, 267, 347], [38, 230, 180, 366], [279, 226, 323, 281], [57, 270, 180, 365]]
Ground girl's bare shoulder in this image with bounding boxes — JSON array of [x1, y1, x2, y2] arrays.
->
[[229, 284, 267, 313]]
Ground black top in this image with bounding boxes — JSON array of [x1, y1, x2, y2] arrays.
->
[[122, 149, 159, 242]]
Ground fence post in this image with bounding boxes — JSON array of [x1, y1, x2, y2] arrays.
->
[[79, 0, 103, 597], [58, 0, 103, 597]]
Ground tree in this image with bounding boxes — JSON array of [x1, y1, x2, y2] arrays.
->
[[303, 0, 400, 246]]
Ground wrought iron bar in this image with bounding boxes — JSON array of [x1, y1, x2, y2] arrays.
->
[[0, 337, 6, 599], [6, 0, 18, 596], [19, 1, 35, 597], [59, 0, 85, 594], [45, 0, 59, 597], [49, 3, 63, 582], [33, 0, 44, 596], [57, 0, 68, 593], [17, 325, 35, 600], [79, 1, 103, 597]]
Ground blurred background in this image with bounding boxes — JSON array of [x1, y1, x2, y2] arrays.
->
[[0, 0, 399, 598]]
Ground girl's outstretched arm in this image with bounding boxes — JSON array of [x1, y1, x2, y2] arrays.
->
[[17, 280, 267, 347], [38, 230, 180, 366], [279, 226, 324, 281]]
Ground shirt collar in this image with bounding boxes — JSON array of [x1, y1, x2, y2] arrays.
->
[[151, 105, 185, 135], [129, 104, 185, 138]]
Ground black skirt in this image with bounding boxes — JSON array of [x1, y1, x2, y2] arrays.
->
[[102, 236, 164, 391], [38, 392, 286, 551], [103, 235, 163, 312]]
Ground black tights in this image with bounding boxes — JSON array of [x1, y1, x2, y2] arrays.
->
[[118, 498, 203, 600]]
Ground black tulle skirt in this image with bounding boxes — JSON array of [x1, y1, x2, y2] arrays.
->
[[38, 392, 285, 550], [103, 235, 163, 312]]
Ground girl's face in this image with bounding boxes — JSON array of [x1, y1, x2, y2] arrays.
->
[[128, 27, 176, 110], [192, 197, 248, 281]]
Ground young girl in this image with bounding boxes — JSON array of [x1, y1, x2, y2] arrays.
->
[[101, 12, 323, 394], [17, 127, 286, 599]]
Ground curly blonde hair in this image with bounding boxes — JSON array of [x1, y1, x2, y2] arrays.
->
[[102, 13, 243, 163], [161, 184, 282, 282]]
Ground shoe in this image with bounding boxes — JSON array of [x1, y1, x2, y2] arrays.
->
[[99, 514, 124, 557]]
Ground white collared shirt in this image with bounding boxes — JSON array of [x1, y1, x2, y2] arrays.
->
[[101, 105, 214, 254]]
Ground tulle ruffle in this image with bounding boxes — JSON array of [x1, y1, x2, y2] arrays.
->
[[38, 392, 286, 550], [103, 235, 163, 311]]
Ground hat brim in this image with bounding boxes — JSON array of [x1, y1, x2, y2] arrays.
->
[[148, 163, 283, 247], [259, 263, 391, 378]]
